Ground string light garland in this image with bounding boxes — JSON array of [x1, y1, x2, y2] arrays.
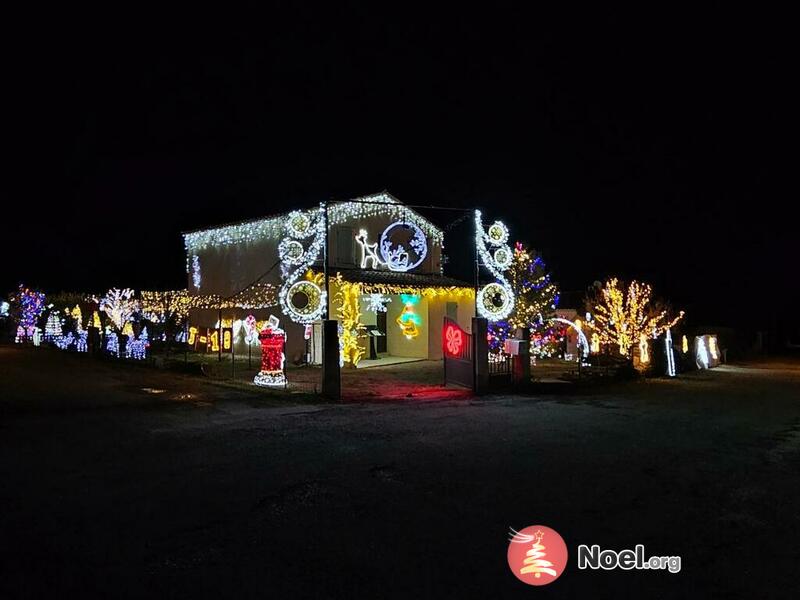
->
[[183, 194, 443, 260], [350, 280, 474, 299], [587, 278, 684, 358], [335, 280, 366, 366], [140, 286, 279, 320]]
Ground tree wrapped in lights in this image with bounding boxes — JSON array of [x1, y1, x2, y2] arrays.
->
[[99, 288, 138, 332], [587, 278, 684, 358], [488, 243, 559, 354]]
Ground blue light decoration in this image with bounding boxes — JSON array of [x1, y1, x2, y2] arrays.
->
[[55, 332, 75, 350], [106, 328, 120, 357], [13, 285, 46, 342], [126, 327, 148, 360], [76, 330, 88, 353]]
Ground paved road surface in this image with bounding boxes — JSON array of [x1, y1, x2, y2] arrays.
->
[[1, 346, 798, 598]]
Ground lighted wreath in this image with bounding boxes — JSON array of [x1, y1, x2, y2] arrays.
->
[[283, 280, 325, 323], [486, 221, 509, 246], [286, 210, 314, 238], [493, 246, 512, 269], [278, 239, 306, 265], [478, 282, 514, 320]]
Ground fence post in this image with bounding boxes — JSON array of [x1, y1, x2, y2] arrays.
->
[[472, 317, 488, 395], [514, 327, 531, 386], [321, 319, 341, 401]]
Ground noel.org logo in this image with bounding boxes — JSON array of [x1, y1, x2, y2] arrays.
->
[[507, 525, 568, 586], [508, 525, 682, 585]]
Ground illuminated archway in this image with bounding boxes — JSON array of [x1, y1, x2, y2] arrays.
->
[[551, 317, 590, 359]]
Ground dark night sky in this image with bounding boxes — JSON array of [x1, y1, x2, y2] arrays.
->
[[3, 7, 794, 333]]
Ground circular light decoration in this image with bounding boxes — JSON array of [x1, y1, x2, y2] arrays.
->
[[278, 239, 306, 265], [286, 210, 313, 238], [493, 245, 512, 269], [486, 221, 509, 246], [284, 280, 326, 323], [478, 282, 514, 321], [379, 221, 428, 272]]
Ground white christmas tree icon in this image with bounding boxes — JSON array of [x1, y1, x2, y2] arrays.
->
[[513, 529, 557, 578]]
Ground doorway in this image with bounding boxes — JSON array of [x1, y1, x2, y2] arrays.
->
[[376, 311, 387, 353]]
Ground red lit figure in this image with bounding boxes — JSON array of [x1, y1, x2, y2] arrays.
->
[[254, 315, 287, 387]]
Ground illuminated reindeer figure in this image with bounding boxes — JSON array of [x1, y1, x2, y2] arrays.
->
[[355, 229, 385, 269]]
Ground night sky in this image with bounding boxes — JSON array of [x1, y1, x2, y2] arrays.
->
[[4, 8, 794, 334]]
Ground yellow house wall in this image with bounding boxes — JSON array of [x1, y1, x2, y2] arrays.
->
[[386, 295, 429, 358]]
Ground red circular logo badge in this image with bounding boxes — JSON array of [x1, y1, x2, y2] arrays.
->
[[507, 525, 568, 586]]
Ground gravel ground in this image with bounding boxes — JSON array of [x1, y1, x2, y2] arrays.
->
[[1, 346, 798, 598]]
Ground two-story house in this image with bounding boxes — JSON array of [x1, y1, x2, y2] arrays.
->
[[182, 193, 475, 367]]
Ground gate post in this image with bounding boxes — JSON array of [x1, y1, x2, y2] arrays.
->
[[514, 327, 531, 385], [472, 317, 488, 395], [321, 319, 341, 400]]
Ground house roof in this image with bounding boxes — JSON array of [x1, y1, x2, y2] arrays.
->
[[183, 191, 443, 254], [336, 267, 473, 289]]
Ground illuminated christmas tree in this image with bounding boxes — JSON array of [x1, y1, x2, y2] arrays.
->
[[488, 243, 559, 354], [45, 311, 63, 340]]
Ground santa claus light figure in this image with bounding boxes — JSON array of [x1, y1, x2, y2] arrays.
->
[[254, 315, 287, 387]]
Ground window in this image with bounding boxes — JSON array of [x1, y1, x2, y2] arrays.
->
[[336, 226, 355, 266]]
